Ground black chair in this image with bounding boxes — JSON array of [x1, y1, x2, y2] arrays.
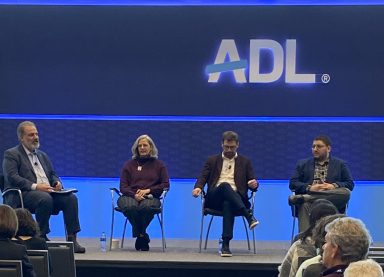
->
[[0, 174, 24, 208], [199, 189, 257, 254], [27, 250, 50, 277], [0, 260, 23, 277], [1, 174, 71, 238], [46, 241, 76, 277], [109, 188, 168, 251]]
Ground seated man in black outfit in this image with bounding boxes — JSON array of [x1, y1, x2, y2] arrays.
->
[[2, 121, 85, 253], [192, 131, 259, 257]]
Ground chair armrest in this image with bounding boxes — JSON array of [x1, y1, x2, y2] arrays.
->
[[160, 189, 168, 199], [109, 187, 122, 209], [109, 187, 122, 196], [2, 188, 24, 209]]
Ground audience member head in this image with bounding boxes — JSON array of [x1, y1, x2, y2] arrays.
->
[[322, 217, 372, 269], [15, 208, 39, 237], [0, 204, 18, 239], [131, 134, 158, 159], [312, 214, 346, 255], [344, 259, 383, 277], [297, 199, 338, 241]]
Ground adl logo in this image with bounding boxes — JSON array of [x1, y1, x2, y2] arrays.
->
[[205, 39, 330, 84]]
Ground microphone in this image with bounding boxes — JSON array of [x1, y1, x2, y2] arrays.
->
[[144, 194, 153, 199]]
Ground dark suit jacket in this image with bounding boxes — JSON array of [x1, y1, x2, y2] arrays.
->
[[194, 154, 256, 206], [0, 238, 36, 277], [289, 156, 354, 194], [2, 144, 60, 206]]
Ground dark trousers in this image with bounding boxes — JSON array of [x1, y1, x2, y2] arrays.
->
[[297, 187, 351, 232], [206, 183, 249, 241], [22, 191, 81, 236], [117, 196, 161, 237]]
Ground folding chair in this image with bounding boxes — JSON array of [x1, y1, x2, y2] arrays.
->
[[199, 189, 257, 254], [109, 188, 168, 251]]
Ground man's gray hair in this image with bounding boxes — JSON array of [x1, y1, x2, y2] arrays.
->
[[325, 217, 372, 264], [17, 121, 36, 139], [131, 134, 158, 159]]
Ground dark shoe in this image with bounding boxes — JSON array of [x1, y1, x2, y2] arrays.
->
[[67, 235, 86, 254], [135, 237, 143, 251], [248, 217, 260, 230], [288, 194, 305, 206], [220, 245, 232, 257], [140, 233, 150, 251]]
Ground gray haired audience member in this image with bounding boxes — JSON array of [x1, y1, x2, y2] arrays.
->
[[322, 217, 372, 277], [344, 259, 383, 277]]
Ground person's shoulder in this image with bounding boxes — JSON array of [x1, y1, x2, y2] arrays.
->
[[329, 156, 346, 164], [206, 154, 221, 162], [123, 159, 135, 166], [4, 145, 21, 154], [297, 157, 313, 165], [154, 158, 166, 166], [237, 154, 251, 161], [8, 240, 28, 251]]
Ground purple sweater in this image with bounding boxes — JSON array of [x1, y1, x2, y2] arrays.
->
[[120, 158, 170, 198]]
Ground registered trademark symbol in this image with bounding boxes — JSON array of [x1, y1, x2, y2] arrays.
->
[[321, 74, 330, 83]]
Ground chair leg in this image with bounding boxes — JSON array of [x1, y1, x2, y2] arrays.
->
[[157, 213, 166, 252], [242, 217, 251, 251], [204, 216, 214, 250], [121, 218, 128, 248], [252, 228, 256, 254], [109, 208, 115, 251], [199, 212, 205, 253]]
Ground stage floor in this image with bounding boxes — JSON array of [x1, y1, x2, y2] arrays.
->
[[73, 238, 290, 269]]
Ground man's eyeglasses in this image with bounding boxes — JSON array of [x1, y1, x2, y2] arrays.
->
[[223, 145, 237, 150], [312, 144, 326, 149]]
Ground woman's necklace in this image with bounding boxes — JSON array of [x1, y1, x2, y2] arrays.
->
[[137, 160, 145, 171], [137, 156, 150, 171]]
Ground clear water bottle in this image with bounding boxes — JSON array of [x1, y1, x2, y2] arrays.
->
[[100, 232, 107, 252], [218, 238, 223, 254]]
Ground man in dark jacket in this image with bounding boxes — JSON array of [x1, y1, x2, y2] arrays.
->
[[192, 131, 259, 257], [289, 135, 354, 232]]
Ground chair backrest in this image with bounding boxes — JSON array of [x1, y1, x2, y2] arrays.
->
[[0, 260, 23, 277], [27, 250, 50, 277], [47, 241, 76, 277]]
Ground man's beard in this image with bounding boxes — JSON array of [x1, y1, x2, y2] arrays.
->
[[224, 152, 235, 159], [31, 141, 40, 150]]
